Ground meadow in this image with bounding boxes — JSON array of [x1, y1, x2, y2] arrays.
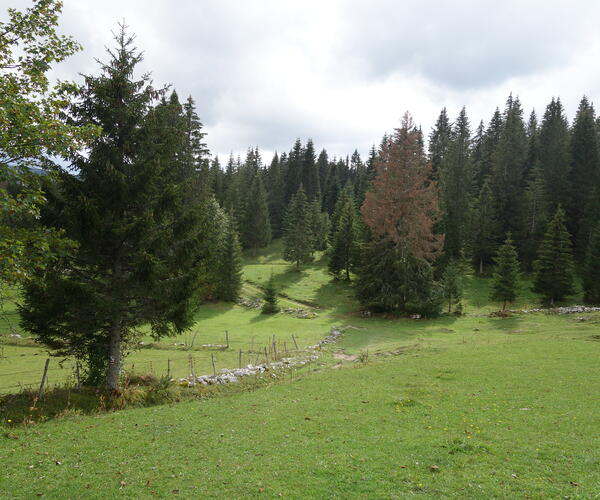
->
[[1, 240, 599, 498]]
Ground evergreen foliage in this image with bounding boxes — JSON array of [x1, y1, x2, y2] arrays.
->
[[261, 274, 280, 314], [583, 224, 600, 304], [533, 207, 575, 305], [491, 235, 520, 310], [470, 180, 498, 274], [441, 259, 466, 314], [328, 185, 360, 280], [19, 28, 210, 390], [283, 186, 313, 269], [241, 173, 271, 251], [216, 215, 243, 302]]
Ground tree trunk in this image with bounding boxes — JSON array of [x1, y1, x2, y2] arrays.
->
[[502, 299, 507, 311], [345, 265, 350, 281], [479, 258, 483, 275], [106, 318, 122, 391]]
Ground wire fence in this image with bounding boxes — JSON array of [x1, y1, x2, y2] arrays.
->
[[0, 332, 311, 395]]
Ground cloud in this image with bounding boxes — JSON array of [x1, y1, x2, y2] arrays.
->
[[6, 0, 600, 159]]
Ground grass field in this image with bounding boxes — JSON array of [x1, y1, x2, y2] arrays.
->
[[1, 240, 599, 498]]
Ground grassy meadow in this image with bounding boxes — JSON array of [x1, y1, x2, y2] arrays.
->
[[1, 240, 599, 498]]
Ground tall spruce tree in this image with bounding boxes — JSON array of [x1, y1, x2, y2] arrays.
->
[[533, 206, 575, 305], [241, 173, 271, 251], [490, 95, 528, 245], [428, 107, 451, 180], [583, 224, 600, 304], [283, 186, 313, 269], [19, 28, 210, 390], [571, 97, 600, 257], [521, 165, 549, 269], [317, 149, 330, 204], [490, 234, 520, 310], [216, 214, 243, 302], [538, 98, 571, 217], [302, 139, 320, 201], [328, 185, 360, 280], [266, 152, 286, 237], [470, 180, 498, 274], [440, 107, 473, 259]]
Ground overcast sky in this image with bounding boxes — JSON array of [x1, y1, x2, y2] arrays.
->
[[6, 0, 600, 161]]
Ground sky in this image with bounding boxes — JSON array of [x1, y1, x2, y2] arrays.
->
[[6, 0, 600, 161]]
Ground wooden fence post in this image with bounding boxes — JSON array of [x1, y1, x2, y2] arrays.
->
[[38, 358, 50, 400], [292, 334, 298, 350], [211, 353, 216, 376], [239, 349, 242, 368], [225, 330, 229, 349], [167, 359, 171, 379]]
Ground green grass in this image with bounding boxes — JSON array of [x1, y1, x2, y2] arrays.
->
[[1, 314, 599, 498], [1, 240, 599, 498]]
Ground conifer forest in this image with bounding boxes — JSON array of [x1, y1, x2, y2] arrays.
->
[[2, 1, 600, 498]]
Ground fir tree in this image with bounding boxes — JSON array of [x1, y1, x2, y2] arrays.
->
[[317, 149, 330, 204], [533, 206, 575, 305], [583, 224, 600, 304], [323, 160, 341, 215], [283, 186, 312, 269], [521, 165, 549, 269], [19, 27, 210, 390], [216, 215, 243, 302], [261, 274, 280, 314], [490, 234, 520, 310], [266, 152, 286, 237]]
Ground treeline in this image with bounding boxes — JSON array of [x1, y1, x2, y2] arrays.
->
[[207, 95, 600, 313]]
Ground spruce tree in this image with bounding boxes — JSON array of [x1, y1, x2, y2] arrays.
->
[[328, 185, 360, 280], [19, 27, 210, 390], [302, 139, 321, 201], [583, 224, 600, 304], [538, 98, 571, 216], [309, 200, 329, 252], [241, 173, 271, 251], [283, 186, 312, 269], [533, 207, 575, 305], [440, 107, 473, 258], [521, 165, 549, 269], [317, 149, 330, 204], [491, 234, 520, 310], [571, 97, 600, 257], [470, 180, 498, 274], [441, 259, 466, 314], [266, 152, 286, 237], [261, 274, 280, 314], [216, 215, 243, 302], [490, 95, 528, 244], [428, 107, 451, 179]]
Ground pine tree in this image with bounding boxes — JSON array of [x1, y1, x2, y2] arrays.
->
[[283, 186, 312, 269], [317, 149, 330, 204], [216, 214, 243, 302], [478, 108, 503, 190], [328, 185, 360, 280], [491, 234, 520, 310], [583, 224, 600, 304], [19, 27, 210, 390], [261, 274, 280, 314], [323, 160, 341, 215], [533, 206, 575, 305], [284, 139, 304, 204]]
